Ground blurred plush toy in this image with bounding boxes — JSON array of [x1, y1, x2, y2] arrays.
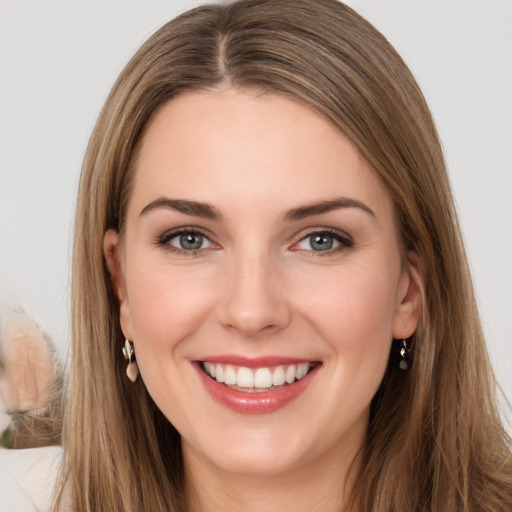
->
[[0, 306, 62, 448]]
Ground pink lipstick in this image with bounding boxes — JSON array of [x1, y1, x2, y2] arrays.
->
[[194, 357, 320, 414]]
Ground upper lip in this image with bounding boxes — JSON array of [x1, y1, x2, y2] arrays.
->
[[194, 355, 320, 368]]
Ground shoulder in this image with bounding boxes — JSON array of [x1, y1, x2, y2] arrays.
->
[[0, 446, 62, 512]]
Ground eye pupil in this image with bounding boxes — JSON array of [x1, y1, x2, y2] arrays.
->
[[311, 234, 333, 251], [180, 233, 203, 250]]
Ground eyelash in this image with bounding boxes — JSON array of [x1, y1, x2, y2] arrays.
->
[[293, 228, 353, 257], [156, 228, 216, 256], [156, 227, 353, 257]]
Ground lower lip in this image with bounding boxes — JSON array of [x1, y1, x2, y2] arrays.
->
[[195, 363, 320, 414]]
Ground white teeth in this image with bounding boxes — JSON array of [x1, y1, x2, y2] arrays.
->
[[204, 362, 216, 378], [237, 367, 254, 388], [202, 361, 313, 390], [254, 368, 273, 388], [272, 366, 286, 386], [224, 365, 237, 385], [296, 363, 309, 380], [285, 365, 296, 384]]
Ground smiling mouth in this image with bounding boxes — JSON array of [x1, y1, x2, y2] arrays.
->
[[201, 361, 318, 393]]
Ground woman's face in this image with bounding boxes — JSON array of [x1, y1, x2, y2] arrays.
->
[[105, 89, 421, 478]]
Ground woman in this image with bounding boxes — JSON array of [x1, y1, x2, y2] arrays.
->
[[44, 0, 511, 510]]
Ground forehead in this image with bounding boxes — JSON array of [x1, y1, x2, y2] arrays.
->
[[129, 88, 392, 220]]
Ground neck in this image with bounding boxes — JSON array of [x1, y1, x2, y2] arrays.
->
[[183, 438, 362, 512]]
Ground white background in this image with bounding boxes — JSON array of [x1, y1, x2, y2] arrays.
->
[[1, 0, 511, 423]]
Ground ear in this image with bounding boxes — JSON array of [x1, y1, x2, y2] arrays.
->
[[392, 251, 423, 339], [104, 229, 127, 301], [103, 230, 134, 340]]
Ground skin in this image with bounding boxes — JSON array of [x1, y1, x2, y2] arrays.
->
[[104, 88, 422, 512]]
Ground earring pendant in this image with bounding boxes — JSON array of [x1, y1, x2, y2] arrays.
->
[[122, 339, 139, 382], [398, 339, 409, 371]]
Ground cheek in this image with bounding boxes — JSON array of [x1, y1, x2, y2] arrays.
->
[[124, 259, 215, 351], [293, 258, 400, 368], [122, 260, 217, 420]]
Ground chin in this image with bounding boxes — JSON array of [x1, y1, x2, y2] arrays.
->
[[184, 420, 309, 477]]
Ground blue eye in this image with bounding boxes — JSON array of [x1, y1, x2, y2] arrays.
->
[[173, 233, 205, 250], [308, 234, 334, 251], [159, 230, 214, 252], [296, 230, 351, 253]]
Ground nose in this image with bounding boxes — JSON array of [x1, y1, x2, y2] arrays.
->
[[217, 249, 291, 338]]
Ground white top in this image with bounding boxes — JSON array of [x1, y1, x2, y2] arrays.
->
[[0, 446, 62, 512]]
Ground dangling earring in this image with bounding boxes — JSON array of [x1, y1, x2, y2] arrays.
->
[[398, 339, 409, 371], [122, 339, 138, 382]]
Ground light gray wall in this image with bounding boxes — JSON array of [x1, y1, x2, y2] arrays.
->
[[1, 1, 510, 421]]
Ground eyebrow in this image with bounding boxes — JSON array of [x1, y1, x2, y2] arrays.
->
[[139, 197, 222, 220], [282, 197, 376, 222], [139, 195, 375, 222]]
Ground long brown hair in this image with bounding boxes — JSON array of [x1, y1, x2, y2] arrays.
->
[[56, 1, 512, 510]]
